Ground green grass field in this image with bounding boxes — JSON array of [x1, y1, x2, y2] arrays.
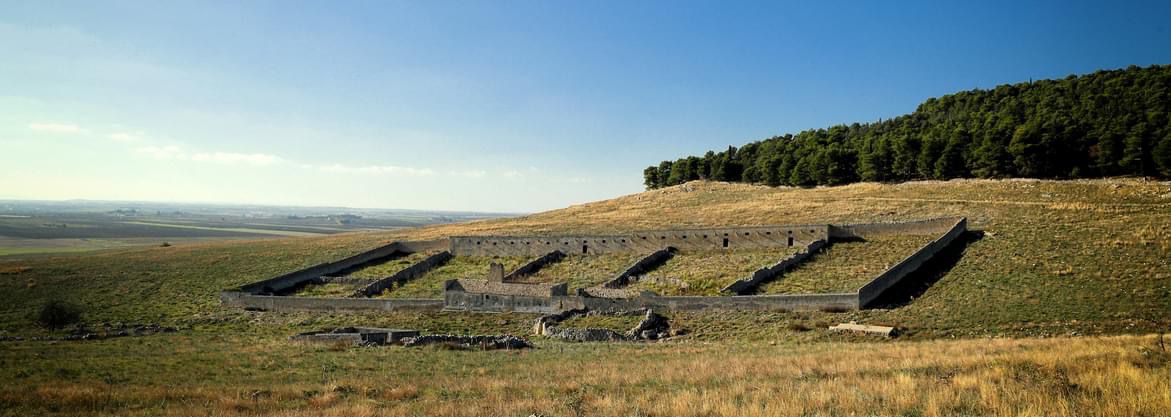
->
[[378, 255, 531, 299], [630, 248, 802, 295], [514, 253, 645, 290], [759, 234, 938, 294], [1, 179, 1170, 416]]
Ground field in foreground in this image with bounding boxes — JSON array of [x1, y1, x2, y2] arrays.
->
[[0, 332, 1167, 417]]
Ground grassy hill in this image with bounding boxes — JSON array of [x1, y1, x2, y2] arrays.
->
[[1, 179, 1170, 416], [3, 178, 1169, 337]]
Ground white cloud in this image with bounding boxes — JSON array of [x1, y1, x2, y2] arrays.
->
[[191, 152, 283, 166], [448, 170, 487, 178], [28, 122, 87, 134], [107, 132, 144, 143], [317, 164, 434, 176], [134, 145, 185, 160]]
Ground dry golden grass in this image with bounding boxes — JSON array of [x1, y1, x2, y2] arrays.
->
[[2, 333, 1168, 416]]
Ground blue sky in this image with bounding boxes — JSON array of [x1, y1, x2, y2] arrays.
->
[[2, 1, 1170, 212]]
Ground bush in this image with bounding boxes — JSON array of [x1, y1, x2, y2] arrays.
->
[[37, 299, 82, 329]]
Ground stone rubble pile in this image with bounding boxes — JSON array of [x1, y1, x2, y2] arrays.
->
[[401, 334, 533, 349]]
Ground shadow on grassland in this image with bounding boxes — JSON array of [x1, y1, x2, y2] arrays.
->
[[866, 230, 984, 309]]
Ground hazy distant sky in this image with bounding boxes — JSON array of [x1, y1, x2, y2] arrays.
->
[[2, 1, 1170, 212]]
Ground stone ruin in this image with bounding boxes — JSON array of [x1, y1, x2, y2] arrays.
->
[[224, 217, 970, 316], [534, 308, 675, 342]]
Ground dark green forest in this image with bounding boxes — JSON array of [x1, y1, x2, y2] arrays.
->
[[643, 64, 1171, 189]]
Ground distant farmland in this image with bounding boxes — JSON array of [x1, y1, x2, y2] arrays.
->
[[0, 200, 515, 256]]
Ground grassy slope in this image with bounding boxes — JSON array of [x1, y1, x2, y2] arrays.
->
[[1, 178, 1170, 336], [2, 179, 1171, 417]]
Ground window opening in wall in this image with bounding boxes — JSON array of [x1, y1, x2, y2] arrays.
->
[[661, 236, 666, 239], [744, 232, 750, 236], [766, 231, 772, 235], [641, 236, 647, 240], [682, 235, 687, 239], [582, 244, 588, 254], [703, 234, 708, 238], [602, 240, 606, 243], [621, 239, 626, 243], [788, 237, 794, 246], [722, 238, 729, 248]]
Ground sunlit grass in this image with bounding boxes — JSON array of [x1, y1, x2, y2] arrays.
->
[[760, 234, 938, 294], [515, 253, 645, 290], [378, 255, 530, 299], [630, 248, 801, 296], [1, 332, 1167, 417]]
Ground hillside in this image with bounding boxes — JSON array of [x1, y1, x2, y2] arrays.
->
[[644, 64, 1171, 189], [1, 178, 1169, 337]]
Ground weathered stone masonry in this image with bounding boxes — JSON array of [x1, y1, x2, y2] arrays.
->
[[450, 225, 830, 257], [222, 218, 967, 314]]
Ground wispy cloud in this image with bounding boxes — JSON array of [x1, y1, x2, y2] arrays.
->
[[317, 164, 434, 176], [134, 145, 185, 160], [192, 151, 283, 166], [448, 169, 487, 178], [107, 132, 144, 143], [28, 122, 87, 134]]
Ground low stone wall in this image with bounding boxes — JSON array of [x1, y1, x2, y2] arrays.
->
[[443, 290, 578, 314], [722, 239, 827, 295], [220, 292, 444, 312], [504, 250, 565, 281], [830, 217, 961, 240], [352, 251, 453, 297], [441, 289, 859, 313], [602, 247, 676, 288], [447, 279, 568, 297], [577, 287, 653, 298], [857, 217, 967, 307], [237, 239, 448, 294], [451, 225, 829, 256], [580, 293, 860, 312]]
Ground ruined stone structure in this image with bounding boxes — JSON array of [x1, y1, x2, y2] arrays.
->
[[221, 217, 968, 315]]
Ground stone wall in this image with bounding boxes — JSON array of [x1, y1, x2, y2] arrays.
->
[[601, 247, 676, 288], [445, 279, 569, 297], [450, 225, 829, 256], [441, 289, 859, 313], [237, 239, 448, 294], [220, 291, 444, 312], [856, 217, 967, 307], [830, 217, 960, 240], [352, 251, 453, 297], [722, 239, 828, 295], [504, 250, 565, 281]]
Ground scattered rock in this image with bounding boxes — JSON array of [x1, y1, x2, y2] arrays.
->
[[401, 334, 532, 350], [626, 309, 670, 340]]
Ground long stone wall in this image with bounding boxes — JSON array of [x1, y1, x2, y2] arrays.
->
[[830, 217, 960, 240], [220, 292, 444, 312], [601, 247, 676, 288], [722, 239, 828, 295], [441, 290, 860, 313], [450, 225, 829, 256], [352, 251, 453, 297], [237, 239, 448, 294], [857, 217, 968, 307], [504, 250, 565, 281]]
